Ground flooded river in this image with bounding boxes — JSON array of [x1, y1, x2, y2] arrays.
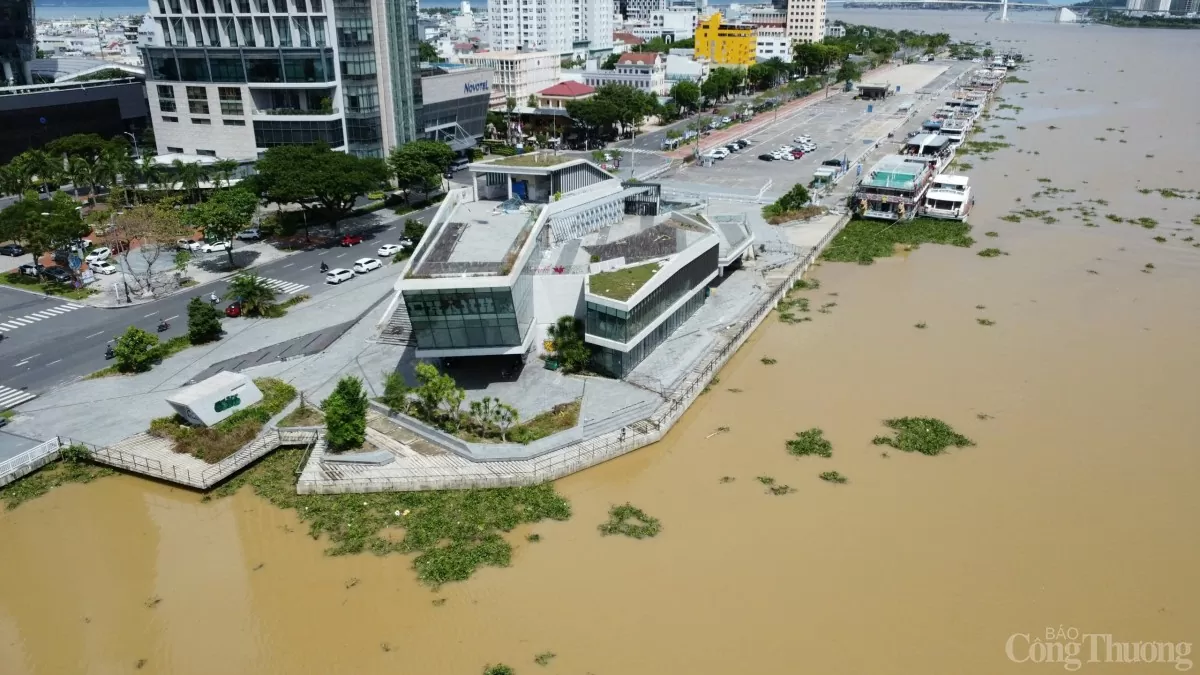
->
[[4, 12, 1200, 674]]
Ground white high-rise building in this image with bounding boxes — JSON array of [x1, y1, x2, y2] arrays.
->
[[784, 0, 825, 45], [487, 0, 611, 54]]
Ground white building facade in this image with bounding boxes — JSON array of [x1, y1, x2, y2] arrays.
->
[[141, 0, 423, 160], [488, 0, 572, 52], [583, 52, 666, 95], [785, 0, 826, 45], [458, 50, 562, 107], [755, 28, 791, 62]]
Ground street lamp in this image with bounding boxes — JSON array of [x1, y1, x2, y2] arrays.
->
[[123, 131, 140, 159]]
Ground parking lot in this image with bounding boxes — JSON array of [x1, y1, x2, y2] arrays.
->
[[661, 62, 972, 201]]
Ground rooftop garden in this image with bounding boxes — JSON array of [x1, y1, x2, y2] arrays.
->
[[589, 262, 660, 301], [489, 153, 573, 168]]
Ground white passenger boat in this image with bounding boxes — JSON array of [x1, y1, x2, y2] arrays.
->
[[921, 174, 974, 221]]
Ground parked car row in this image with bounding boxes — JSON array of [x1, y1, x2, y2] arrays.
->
[[703, 138, 752, 161], [759, 137, 819, 162]]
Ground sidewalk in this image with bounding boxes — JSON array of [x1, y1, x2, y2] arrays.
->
[[4, 267, 405, 447]]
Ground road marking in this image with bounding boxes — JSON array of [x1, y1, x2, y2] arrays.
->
[[300, 265, 313, 271], [21, 315, 42, 321], [144, 311, 158, 317], [335, 253, 346, 258], [165, 315, 179, 321], [13, 359, 29, 367], [281, 263, 294, 268], [257, 277, 309, 295], [0, 385, 36, 410], [46, 358, 61, 366], [85, 330, 106, 339]]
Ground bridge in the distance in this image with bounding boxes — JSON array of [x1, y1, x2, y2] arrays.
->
[[828, 0, 1062, 21]]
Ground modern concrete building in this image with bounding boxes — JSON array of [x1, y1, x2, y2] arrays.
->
[[665, 52, 706, 83], [458, 50, 561, 109], [583, 52, 666, 95], [140, 0, 423, 160], [418, 63, 492, 154], [694, 11, 757, 66], [755, 28, 791, 62], [487, 0, 612, 55], [786, 0, 826, 45], [381, 152, 753, 377], [0, 78, 150, 163], [622, 0, 665, 21], [0, 0, 35, 85]]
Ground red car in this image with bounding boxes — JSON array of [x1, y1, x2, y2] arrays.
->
[[791, 149, 804, 158], [225, 302, 242, 318], [340, 234, 363, 246]]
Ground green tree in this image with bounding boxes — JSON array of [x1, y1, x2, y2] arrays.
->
[[210, 158, 239, 188], [170, 159, 208, 203], [526, 93, 538, 108], [113, 325, 159, 373], [0, 162, 25, 198], [381, 371, 412, 414], [225, 272, 277, 317], [254, 143, 387, 234], [669, 80, 701, 112], [402, 218, 426, 248], [100, 145, 136, 205], [419, 41, 439, 62], [387, 140, 454, 201], [762, 183, 812, 219], [184, 187, 258, 267], [0, 190, 89, 268], [495, 403, 518, 442], [67, 155, 104, 204], [413, 362, 465, 430], [601, 53, 619, 70], [321, 376, 369, 452], [45, 133, 114, 159], [468, 396, 499, 435], [186, 296, 223, 344], [547, 316, 591, 373], [835, 60, 864, 85], [14, 149, 61, 195]]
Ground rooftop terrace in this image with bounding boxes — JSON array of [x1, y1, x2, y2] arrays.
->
[[589, 262, 662, 301], [410, 199, 536, 278], [861, 156, 930, 191], [487, 153, 577, 169]]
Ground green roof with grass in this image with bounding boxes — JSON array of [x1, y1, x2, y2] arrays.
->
[[489, 153, 575, 168], [589, 262, 660, 301]]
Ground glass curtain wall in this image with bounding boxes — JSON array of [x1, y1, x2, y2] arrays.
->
[[383, 0, 422, 145], [334, 0, 382, 157], [404, 286, 534, 351], [586, 245, 718, 344], [590, 287, 707, 378]]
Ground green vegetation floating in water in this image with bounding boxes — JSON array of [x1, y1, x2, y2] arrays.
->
[[0, 445, 114, 510], [534, 652, 556, 666], [984, 231, 999, 237], [209, 449, 571, 587], [1135, 217, 1158, 229], [977, 248, 1005, 258], [1005, 76, 1029, 84], [871, 417, 975, 456], [598, 503, 661, 539], [792, 277, 821, 290], [822, 218, 974, 265], [484, 665, 515, 675], [760, 356, 777, 365], [958, 140, 1011, 156], [819, 471, 848, 484], [977, 318, 996, 326], [786, 428, 833, 458], [914, 322, 927, 329]]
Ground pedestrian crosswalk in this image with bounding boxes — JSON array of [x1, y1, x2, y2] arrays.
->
[[0, 385, 36, 411], [0, 303, 88, 333], [258, 277, 309, 295]]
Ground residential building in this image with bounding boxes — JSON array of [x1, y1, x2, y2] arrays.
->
[[623, 0, 665, 21], [140, 0, 423, 160], [487, 0, 616, 54], [583, 52, 666, 95], [459, 50, 561, 108], [624, 8, 696, 40], [694, 11, 756, 66], [419, 63, 491, 154], [755, 27, 791, 62], [0, 0, 35, 85], [786, 0, 826, 45], [537, 80, 594, 109], [611, 30, 644, 53], [381, 152, 753, 378], [745, 7, 786, 28], [665, 52, 706, 83]]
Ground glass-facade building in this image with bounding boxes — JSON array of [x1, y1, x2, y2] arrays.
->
[[586, 244, 719, 378], [404, 270, 535, 351], [0, 0, 35, 86]]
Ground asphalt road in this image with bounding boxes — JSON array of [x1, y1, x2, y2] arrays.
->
[[0, 203, 439, 404]]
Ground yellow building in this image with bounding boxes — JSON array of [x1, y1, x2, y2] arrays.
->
[[694, 12, 758, 66]]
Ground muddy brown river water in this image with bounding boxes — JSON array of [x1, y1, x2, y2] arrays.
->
[[4, 13, 1200, 675]]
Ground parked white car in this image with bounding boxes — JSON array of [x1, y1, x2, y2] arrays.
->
[[85, 247, 111, 263], [91, 260, 118, 275], [377, 244, 402, 257], [794, 136, 812, 144], [710, 147, 730, 159], [199, 240, 232, 253], [325, 268, 354, 284], [781, 153, 795, 161], [352, 257, 382, 274], [236, 227, 261, 241]]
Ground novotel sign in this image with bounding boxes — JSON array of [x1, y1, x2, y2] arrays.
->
[[463, 80, 490, 94]]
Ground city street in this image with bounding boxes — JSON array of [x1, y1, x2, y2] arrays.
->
[[0, 203, 439, 406]]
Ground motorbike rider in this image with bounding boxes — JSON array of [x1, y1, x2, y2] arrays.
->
[[320, 261, 329, 273], [158, 318, 169, 332], [209, 291, 219, 305]]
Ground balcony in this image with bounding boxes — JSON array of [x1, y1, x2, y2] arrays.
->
[[253, 106, 339, 116]]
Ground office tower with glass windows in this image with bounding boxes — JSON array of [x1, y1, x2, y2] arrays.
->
[[0, 0, 35, 86], [141, 0, 422, 159]]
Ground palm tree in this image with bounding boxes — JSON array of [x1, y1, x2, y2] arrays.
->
[[100, 146, 135, 205], [225, 272, 276, 316], [68, 156, 102, 204], [137, 160, 165, 201], [18, 149, 60, 195], [211, 159, 238, 188], [171, 159, 206, 203]]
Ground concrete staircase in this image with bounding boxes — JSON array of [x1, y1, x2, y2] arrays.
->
[[378, 294, 414, 346]]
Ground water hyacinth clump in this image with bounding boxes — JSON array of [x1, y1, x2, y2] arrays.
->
[[786, 428, 833, 458], [871, 418, 975, 456], [598, 503, 662, 539]]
